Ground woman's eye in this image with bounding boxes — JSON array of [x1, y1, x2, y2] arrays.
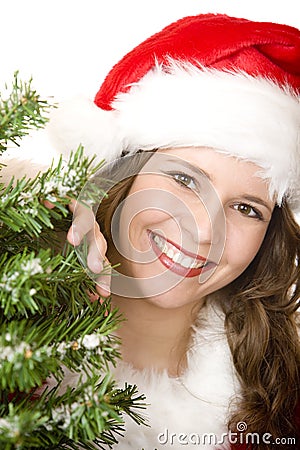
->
[[172, 173, 197, 190], [233, 203, 262, 220]]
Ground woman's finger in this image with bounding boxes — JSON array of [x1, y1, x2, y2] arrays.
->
[[87, 290, 100, 303], [95, 260, 112, 297], [86, 225, 108, 273], [43, 199, 56, 209], [66, 199, 112, 296], [67, 198, 77, 213], [86, 226, 111, 296], [67, 201, 95, 246]]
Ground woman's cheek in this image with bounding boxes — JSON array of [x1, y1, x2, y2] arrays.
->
[[225, 222, 267, 270]]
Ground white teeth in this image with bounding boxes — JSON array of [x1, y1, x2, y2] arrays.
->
[[166, 248, 174, 259], [181, 257, 193, 268], [154, 235, 164, 251], [172, 252, 181, 263], [153, 234, 160, 245], [151, 232, 207, 270], [162, 243, 168, 253], [196, 261, 206, 269]]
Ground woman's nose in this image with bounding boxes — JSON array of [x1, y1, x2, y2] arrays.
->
[[179, 197, 226, 254]]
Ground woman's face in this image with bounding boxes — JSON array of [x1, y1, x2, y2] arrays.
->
[[114, 147, 275, 308]]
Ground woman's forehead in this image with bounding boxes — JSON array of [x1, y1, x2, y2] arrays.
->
[[151, 147, 268, 181]]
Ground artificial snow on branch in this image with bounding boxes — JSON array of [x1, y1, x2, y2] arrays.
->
[[0, 74, 147, 450]]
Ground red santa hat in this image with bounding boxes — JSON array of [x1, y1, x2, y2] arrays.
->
[[49, 14, 300, 212]]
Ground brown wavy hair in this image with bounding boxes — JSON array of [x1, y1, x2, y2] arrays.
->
[[96, 154, 300, 449], [222, 202, 300, 448]]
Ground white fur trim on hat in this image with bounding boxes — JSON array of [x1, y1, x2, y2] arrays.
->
[[48, 62, 300, 211]]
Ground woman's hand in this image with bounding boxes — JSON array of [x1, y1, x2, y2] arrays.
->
[[43, 198, 111, 298], [67, 199, 111, 298]]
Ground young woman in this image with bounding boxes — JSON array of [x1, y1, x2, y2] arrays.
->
[[52, 13, 300, 449]]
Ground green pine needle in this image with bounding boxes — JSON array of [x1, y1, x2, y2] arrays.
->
[[0, 74, 147, 449], [0, 71, 52, 153]]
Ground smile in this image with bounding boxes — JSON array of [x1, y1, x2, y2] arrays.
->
[[148, 230, 216, 278]]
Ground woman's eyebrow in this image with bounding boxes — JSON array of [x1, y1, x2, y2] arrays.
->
[[165, 158, 213, 181], [240, 195, 273, 213]]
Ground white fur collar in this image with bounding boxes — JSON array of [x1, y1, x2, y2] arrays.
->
[[111, 304, 241, 449], [41, 304, 240, 449]]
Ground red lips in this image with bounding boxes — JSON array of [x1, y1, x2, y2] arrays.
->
[[148, 230, 216, 278]]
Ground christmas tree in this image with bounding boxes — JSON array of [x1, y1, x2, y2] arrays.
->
[[0, 73, 146, 449]]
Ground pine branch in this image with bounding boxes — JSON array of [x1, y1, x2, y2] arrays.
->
[[0, 247, 93, 317], [0, 72, 52, 153], [0, 146, 103, 239], [0, 74, 148, 448], [0, 244, 123, 390], [0, 374, 148, 449]]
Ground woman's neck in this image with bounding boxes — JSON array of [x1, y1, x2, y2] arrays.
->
[[111, 295, 203, 377]]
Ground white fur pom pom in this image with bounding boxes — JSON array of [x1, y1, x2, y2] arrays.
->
[[47, 96, 122, 164], [0, 129, 60, 184]]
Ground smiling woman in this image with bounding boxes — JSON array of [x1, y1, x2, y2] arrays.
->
[[51, 13, 300, 450], [97, 148, 274, 302]]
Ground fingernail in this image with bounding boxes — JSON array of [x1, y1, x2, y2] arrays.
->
[[97, 281, 111, 295], [72, 230, 81, 246], [92, 260, 103, 273], [102, 287, 111, 296]]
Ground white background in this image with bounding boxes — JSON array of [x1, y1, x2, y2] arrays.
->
[[1, 0, 300, 224], [2, 0, 299, 102]]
